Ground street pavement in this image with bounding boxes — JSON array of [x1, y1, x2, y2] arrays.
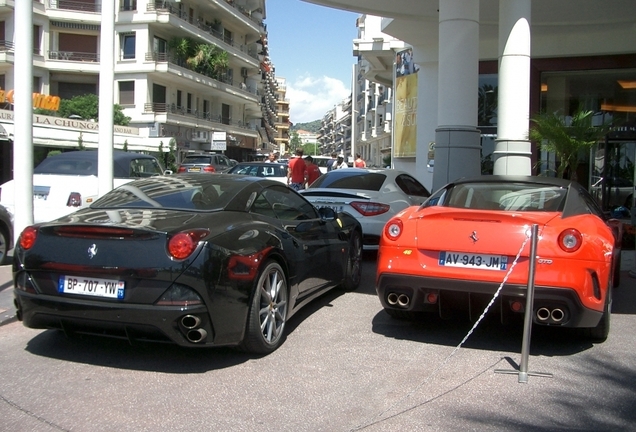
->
[[2, 252, 636, 431]]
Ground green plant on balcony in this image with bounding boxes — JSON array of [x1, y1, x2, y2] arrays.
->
[[168, 37, 228, 81]]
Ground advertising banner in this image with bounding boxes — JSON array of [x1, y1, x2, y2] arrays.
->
[[393, 48, 419, 158]]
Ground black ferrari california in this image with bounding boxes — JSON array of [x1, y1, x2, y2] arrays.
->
[[13, 174, 362, 354]]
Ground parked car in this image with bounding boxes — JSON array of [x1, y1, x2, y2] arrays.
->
[[0, 203, 13, 265], [300, 168, 430, 249], [13, 174, 362, 354], [227, 162, 288, 184], [376, 175, 622, 342], [0, 150, 167, 224], [177, 153, 233, 174]]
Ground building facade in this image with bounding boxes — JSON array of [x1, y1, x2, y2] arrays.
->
[[0, 0, 279, 182]]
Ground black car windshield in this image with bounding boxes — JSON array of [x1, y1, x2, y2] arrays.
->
[[309, 171, 386, 191], [443, 182, 567, 212], [92, 176, 244, 211]]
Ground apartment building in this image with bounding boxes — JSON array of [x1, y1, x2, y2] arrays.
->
[[273, 76, 289, 154], [318, 95, 351, 159], [0, 0, 279, 181]]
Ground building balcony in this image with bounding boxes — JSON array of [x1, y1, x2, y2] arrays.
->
[[49, 0, 101, 13], [49, 50, 99, 62], [146, 2, 262, 65]]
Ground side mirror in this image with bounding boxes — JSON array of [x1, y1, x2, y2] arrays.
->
[[317, 206, 337, 220]]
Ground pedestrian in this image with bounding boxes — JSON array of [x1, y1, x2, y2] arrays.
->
[[335, 155, 348, 169], [354, 153, 366, 168], [287, 148, 307, 191], [265, 152, 276, 163], [326, 152, 338, 172], [304, 155, 321, 187]]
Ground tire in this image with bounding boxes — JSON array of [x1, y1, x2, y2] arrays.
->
[[341, 230, 362, 291], [0, 227, 9, 266], [587, 287, 612, 343], [241, 261, 288, 354]]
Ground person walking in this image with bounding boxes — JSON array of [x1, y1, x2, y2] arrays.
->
[[304, 155, 321, 187], [326, 152, 338, 172], [354, 153, 366, 168], [335, 155, 348, 169], [287, 148, 307, 191]]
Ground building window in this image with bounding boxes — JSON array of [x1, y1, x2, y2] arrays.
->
[[121, 0, 137, 11], [33, 25, 41, 55], [119, 81, 134, 105], [121, 33, 135, 60], [187, 93, 192, 114]]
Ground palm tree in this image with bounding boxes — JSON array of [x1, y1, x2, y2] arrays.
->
[[529, 108, 613, 181]]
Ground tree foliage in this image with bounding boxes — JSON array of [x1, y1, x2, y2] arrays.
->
[[529, 108, 612, 181], [36, 94, 131, 126], [288, 131, 302, 153], [169, 37, 228, 80]]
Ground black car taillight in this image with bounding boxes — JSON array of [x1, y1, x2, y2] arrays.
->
[[67, 192, 82, 207], [167, 229, 210, 260], [19, 226, 38, 250]]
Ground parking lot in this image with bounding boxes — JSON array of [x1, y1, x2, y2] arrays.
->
[[1, 253, 636, 431]]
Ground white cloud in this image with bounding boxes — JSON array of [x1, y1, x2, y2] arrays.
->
[[286, 75, 350, 124]]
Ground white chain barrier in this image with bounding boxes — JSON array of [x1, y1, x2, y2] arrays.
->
[[350, 227, 533, 431]]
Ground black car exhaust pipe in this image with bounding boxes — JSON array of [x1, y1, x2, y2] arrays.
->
[[181, 315, 201, 329], [387, 293, 399, 306], [397, 294, 410, 307], [186, 328, 207, 343], [536, 307, 550, 321]]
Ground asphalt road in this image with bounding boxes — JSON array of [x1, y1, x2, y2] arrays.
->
[[1, 253, 636, 431]]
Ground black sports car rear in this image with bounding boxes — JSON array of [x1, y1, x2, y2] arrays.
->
[[13, 174, 362, 354]]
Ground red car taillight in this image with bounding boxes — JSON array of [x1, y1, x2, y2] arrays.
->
[[558, 228, 582, 252], [384, 219, 403, 241], [67, 192, 81, 207], [203, 166, 215, 173], [167, 229, 210, 259], [19, 226, 38, 250], [350, 201, 390, 216]]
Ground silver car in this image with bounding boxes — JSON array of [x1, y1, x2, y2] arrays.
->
[[300, 168, 430, 249]]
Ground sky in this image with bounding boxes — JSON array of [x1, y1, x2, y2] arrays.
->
[[264, 0, 359, 124]]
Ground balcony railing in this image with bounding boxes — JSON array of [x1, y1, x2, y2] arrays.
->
[[144, 102, 257, 131], [145, 51, 258, 96], [0, 40, 14, 52], [49, 51, 99, 62], [49, 0, 101, 13]]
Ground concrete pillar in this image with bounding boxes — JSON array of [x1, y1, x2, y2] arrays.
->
[[493, 0, 532, 175], [434, 0, 481, 190], [98, 0, 116, 197]]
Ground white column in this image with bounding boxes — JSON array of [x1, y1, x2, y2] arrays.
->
[[434, 0, 481, 190], [493, 0, 532, 175], [13, 0, 34, 237], [98, 0, 116, 197]]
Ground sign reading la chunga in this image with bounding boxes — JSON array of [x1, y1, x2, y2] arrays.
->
[[0, 88, 61, 111]]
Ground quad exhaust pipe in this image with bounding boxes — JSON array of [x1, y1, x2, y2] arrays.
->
[[186, 328, 207, 343], [181, 315, 201, 329], [536, 307, 565, 323], [386, 292, 410, 308]]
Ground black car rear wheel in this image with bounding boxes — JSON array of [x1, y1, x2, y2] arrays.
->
[[341, 230, 362, 291], [0, 226, 9, 265], [241, 261, 288, 354]]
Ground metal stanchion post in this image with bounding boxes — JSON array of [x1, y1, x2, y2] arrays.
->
[[495, 224, 553, 382]]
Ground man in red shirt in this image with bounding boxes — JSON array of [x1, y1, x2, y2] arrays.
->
[[304, 155, 321, 187], [287, 148, 307, 191]]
